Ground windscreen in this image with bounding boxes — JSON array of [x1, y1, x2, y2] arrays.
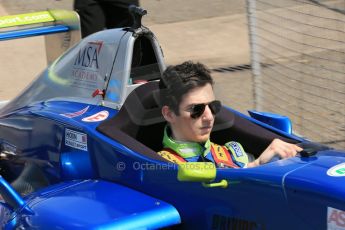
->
[[0, 35, 119, 115]]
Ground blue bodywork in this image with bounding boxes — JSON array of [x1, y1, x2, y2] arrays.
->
[[3, 179, 180, 229], [0, 7, 345, 230], [0, 25, 69, 41]]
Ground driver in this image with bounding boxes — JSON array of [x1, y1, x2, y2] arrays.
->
[[157, 61, 302, 168]]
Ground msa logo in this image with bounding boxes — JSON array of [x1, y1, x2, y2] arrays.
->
[[74, 41, 103, 69], [328, 207, 345, 230], [65, 128, 88, 151]]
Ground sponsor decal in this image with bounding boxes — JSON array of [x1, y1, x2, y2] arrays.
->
[[327, 163, 345, 177], [65, 129, 87, 151], [71, 69, 98, 82], [74, 41, 103, 70], [82, 110, 109, 122], [71, 41, 103, 90], [212, 215, 265, 230], [226, 141, 244, 157], [60, 106, 89, 118], [328, 207, 345, 230], [0, 11, 54, 28]]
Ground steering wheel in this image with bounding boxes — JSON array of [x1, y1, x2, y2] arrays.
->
[[268, 142, 330, 163], [296, 142, 331, 157]]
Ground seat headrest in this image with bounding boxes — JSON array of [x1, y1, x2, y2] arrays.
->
[[96, 81, 168, 159], [121, 81, 165, 126]]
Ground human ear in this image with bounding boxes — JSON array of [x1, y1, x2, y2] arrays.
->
[[162, 105, 176, 123]]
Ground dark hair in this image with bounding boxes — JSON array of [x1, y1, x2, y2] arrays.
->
[[159, 61, 214, 115]]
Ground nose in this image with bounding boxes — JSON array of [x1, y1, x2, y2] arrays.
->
[[202, 105, 214, 121]]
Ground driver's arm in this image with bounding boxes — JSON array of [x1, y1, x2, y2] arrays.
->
[[247, 138, 303, 168]]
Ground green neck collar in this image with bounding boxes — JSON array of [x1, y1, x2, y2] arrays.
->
[[163, 126, 211, 158]]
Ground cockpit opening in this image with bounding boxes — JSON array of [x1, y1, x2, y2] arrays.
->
[[130, 36, 161, 84]]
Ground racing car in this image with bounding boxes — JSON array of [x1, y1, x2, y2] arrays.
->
[[0, 6, 345, 230]]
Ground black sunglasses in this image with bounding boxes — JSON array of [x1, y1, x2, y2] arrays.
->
[[187, 100, 222, 119]]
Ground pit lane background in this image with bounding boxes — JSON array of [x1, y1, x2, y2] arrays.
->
[[0, 0, 344, 149]]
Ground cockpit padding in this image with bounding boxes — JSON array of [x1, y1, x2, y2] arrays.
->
[[211, 110, 298, 156], [97, 81, 298, 160], [97, 81, 167, 162]]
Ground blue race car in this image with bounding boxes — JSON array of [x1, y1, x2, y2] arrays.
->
[[0, 6, 345, 230]]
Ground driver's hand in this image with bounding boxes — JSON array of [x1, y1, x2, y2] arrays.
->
[[247, 139, 303, 167]]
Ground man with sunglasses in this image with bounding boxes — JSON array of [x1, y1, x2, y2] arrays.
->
[[158, 61, 302, 168]]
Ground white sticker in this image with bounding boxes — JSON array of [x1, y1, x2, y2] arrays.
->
[[327, 207, 345, 230], [65, 129, 87, 151], [327, 163, 345, 177], [60, 106, 89, 118], [82, 110, 109, 122]]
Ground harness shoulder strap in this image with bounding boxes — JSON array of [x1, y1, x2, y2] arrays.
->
[[157, 148, 187, 164], [210, 143, 239, 168], [224, 141, 249, 167]]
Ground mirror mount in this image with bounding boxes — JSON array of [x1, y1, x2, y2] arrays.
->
[[202, 180, 228, 188], [248, 110, 292, 134], [177, 162, 228, 188], [129, 5, 147, 31]]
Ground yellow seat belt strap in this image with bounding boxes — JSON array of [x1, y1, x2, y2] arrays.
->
[[157, 148, 187, 164], [210, 143, 239, 168]]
